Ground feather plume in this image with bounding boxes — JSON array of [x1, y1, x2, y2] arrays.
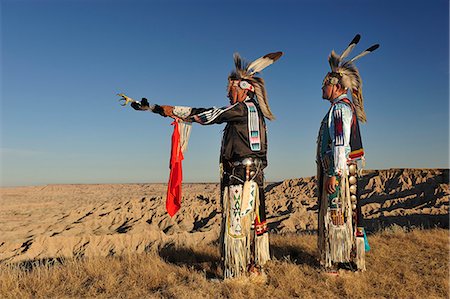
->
[[339, 34, 361, 61], [352, 87, 367, 123], [338, 61, 361, 90], [231, 52, 255, 81], [324, 35, 378, 123], [233, 53, 242, 71], [247, 52, 283, 76], [251, 77, 275, 120], [328, 50, 341, 71], [228, 51, 282, 120], [350, 44, 380, 62]]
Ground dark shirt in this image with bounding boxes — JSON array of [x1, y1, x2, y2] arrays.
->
[[188, 98, 268, 167]]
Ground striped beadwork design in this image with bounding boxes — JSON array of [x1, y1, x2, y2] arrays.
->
[[245, 102, 261, 151]]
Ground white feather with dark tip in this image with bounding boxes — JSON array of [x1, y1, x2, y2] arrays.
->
[[247, 52, 283, 76], [339, 34, 361, 61], [350, 44, 380, 62]]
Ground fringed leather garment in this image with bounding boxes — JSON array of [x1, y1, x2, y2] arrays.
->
[[180, 98, 270, 278], [316, 97, 367, 271]]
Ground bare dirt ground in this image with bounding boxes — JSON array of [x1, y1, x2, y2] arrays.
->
[[0, 168, 448, 298], [1, 168, 447, 264]]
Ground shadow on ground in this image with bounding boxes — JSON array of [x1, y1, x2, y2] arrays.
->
[[270, 243, 319, 268], [158, 239, 321, 279], [158, 244, 222, 279]]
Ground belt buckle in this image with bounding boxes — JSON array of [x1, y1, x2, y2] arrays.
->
[[232, 157, 256, 167], [242, 158, 253, 167]]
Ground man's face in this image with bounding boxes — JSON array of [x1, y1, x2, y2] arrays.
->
[[227, 81, 248, 104], [322, 83, 335, 100]]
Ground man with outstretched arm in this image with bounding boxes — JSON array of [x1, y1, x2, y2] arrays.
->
[[132, 52, 283, 279]]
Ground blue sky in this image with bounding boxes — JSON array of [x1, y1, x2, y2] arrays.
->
[[1, 0, 448, 186]]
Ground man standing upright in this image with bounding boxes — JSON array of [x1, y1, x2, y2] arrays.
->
[[317, 34, 379, 273], [132, 52, 283, 279]]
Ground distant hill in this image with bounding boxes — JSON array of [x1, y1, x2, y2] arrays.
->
[[265, 168, 449, 233]]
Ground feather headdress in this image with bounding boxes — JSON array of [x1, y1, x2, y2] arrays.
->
[[229, 52, 283, 120], [324, 34, 379, 123]]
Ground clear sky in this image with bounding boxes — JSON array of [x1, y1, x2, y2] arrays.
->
[[1, 0, 449, 187]]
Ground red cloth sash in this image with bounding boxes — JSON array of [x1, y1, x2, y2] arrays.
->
[[166, 120, 184, 216]]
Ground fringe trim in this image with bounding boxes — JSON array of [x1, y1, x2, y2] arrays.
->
[[223, 185, 249, 278], [222, 183, 255, 278], [356, 237, 366, 271], [319, 173, 354, 267], [223, 231, 251, 278], [255, 232, 270, 266], [222, 181, 269, 278], [328, 223, 352, 263], [178, 121, 192, 153]]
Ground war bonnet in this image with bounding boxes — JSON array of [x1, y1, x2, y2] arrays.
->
[[228, 51, 283, 120], [324, 34, 379, 123]]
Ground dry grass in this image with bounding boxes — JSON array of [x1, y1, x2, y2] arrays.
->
[[1, 228, 448, 299]]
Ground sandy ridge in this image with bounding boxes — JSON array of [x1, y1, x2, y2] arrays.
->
[[0, 168, 447, 263]]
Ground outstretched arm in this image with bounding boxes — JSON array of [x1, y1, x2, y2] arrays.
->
[[168, 103, 247, 125], [118, 93, 175, 118], [128, 97, 249, 124], [130, 98, 173, 118]]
